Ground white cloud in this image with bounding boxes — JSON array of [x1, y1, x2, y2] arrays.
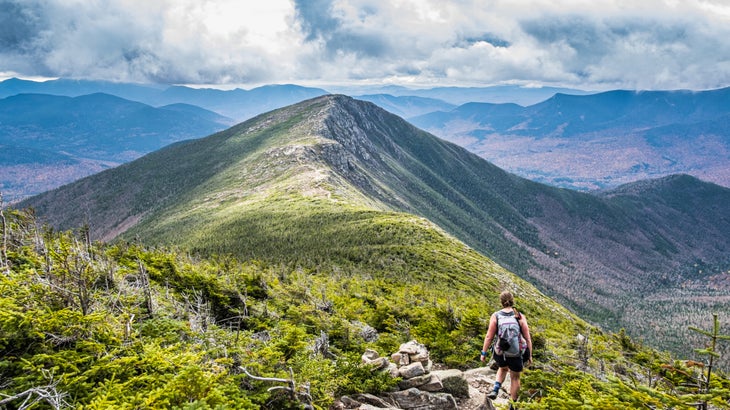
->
[[1, 0, 729, 90]]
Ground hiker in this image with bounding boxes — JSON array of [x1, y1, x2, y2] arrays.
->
[[480, 290, 533, 405]]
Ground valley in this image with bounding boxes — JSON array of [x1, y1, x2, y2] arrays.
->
[[409, 89, 730, 191]]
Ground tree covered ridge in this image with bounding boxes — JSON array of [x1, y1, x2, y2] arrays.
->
[[1, 206, 729, 409]]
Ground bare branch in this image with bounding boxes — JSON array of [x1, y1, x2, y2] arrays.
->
[[240, 367, 289, 384], [0, 370, 70, 409]]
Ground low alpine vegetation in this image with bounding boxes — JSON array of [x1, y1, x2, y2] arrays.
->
[[2, 206, 729, 409]]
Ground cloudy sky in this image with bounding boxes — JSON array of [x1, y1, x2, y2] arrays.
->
[[2, 0, 729, 91]]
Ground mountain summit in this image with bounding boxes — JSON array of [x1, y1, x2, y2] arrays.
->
[[23, 94, 730, 361]]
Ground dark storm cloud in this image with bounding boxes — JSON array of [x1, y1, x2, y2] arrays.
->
[[293, 0, 391, 58], [0, 1, 40, 50], [521, 15, 692, 62], [293, 0, 340, 41], [517, 11, 730, 89], [0, 1, 53, 74]]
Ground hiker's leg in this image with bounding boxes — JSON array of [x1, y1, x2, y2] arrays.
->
[[488, 365, 508, 399], [496, 366, 508, 384], [509, 370, 521, 401]]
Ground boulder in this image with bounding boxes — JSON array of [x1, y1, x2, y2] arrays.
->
[[418, 374, 444, 392], [399, 341, 422, 355], [349, 393, 396, 408], [391, 352, 409, 366], [397, 373, 432, 390], [365, 357, 390, 371], [362, 349, 380, 362], [389, 388, 457, 410], [398, 361, 425, 379], [409, 351, 430, 366], [431, 369, 463, 380], [362, 349, 390, 370], [387, 362, 399, 378]]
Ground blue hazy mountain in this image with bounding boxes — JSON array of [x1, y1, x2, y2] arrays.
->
[[0, 93, 232, 159], [0, 78, 329, 121], [410, 88, 730, 190], [0, 77, 165, 102], [0, 92, 233, 201], [0, 78, 588, 117], [353, 94, 456, 118], [328, 83, 591, 106]]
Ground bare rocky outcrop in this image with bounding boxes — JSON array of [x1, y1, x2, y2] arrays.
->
[[333, 340, 510, 410]]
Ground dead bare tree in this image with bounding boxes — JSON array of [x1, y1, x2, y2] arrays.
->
[[0, 192, 9, 275], [241, 367, 313, 409], [688, 313, 730, 410], [183, 289, 212, 333], [137, 258, 154, 317], [0, 369, 70, 409]]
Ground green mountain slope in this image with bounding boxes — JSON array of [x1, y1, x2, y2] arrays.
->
[[4, 205, 718, 409], [21, 95, 730, 366]]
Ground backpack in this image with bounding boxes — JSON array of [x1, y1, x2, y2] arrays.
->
[[493, 309, 526, 358]]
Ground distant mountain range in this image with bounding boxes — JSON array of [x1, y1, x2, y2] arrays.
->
[[410, 88, 730, 190], [332, 83, 592, 106], [21, 95, 730, 364], [0, 77, 329, 121], [352, 94, 456, 118], [0, 77, 591, 202], [0, 92, 232, 201], [2, 77, 728, 199]]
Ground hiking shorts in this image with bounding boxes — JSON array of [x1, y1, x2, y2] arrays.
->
[[492, 348, 530, 372]]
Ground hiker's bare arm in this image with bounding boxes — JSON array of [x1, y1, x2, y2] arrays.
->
[[481, 314, 497, 361], [520, 315, 533, 362]]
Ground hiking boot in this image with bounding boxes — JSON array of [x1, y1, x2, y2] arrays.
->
[[487, 389, 498, 400]]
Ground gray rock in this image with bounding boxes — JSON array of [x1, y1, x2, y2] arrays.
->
[[399, 340, 425, 355], [364, 357, 390, 371], [387, 362, 399, 378], [358, 405, 392, 410], [391, 352, 409, 366], [362, 349, 380, 362], [424, 359, 433, 373], [398, 373, 432, 389], [409, 351, 430, 366], [431, 369, 463, 380], [398, 361, 425, 379], [418, 374, 444, 392], [350, 393, 396, 408], [389, 387, 457, 410]]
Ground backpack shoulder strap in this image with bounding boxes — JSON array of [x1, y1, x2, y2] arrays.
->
[[513, 308, 525, 336]]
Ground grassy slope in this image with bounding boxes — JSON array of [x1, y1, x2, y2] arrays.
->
[[6, 207, 712, 409]]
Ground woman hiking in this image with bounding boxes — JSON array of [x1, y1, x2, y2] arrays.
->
[[480, 290, 533, 408]]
